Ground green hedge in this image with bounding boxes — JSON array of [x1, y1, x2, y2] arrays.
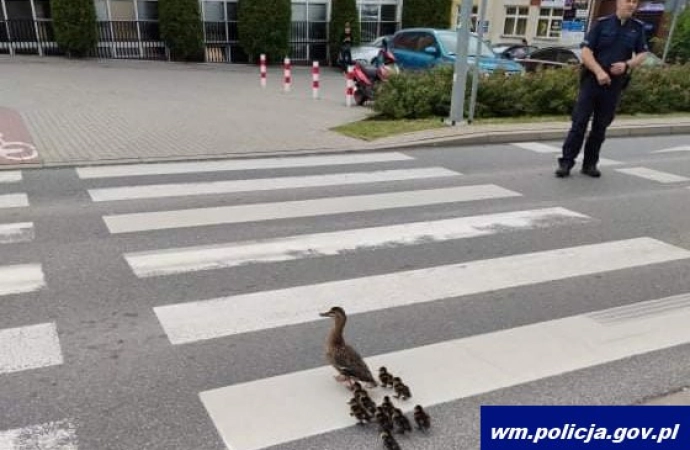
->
[[373, 64, 690, 119], [238, 0, 291, 64], [402, 0, 453, 29], [51, 0, 98, 58], [159, 0, 204, 61]]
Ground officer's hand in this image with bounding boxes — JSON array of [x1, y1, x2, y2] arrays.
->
[[610, 62, 627, 76], [595, 71, 611, 86]]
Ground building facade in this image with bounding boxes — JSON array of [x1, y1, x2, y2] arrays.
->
[[0, 0, 402, 63], [450, 0, 673, 48]]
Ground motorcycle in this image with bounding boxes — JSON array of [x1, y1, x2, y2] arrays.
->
[[351, 40, 399, 106]]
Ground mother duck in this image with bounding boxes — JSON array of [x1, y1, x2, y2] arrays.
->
[[319, 306, 377, 389]]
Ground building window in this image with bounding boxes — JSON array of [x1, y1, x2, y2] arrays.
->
[[537, 8, 563, 38], [503, 6, 528, 36], [359, 2, 398, 42]]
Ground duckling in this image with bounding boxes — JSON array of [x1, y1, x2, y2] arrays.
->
[[375, 406, 394, 432], [319, 306, 377, 389], [349, 402, 371, 425], [380, 430, 401, 450], [392, 408, 412, 434], [413, 405, 431, 431], [380, 395, 396, 417], [356, 390, 377, 415], [393, 377, 412, 400], [379, 366, 394, 388]]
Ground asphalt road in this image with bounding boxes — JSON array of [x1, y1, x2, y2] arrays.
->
[[1, 134, 689, 450]]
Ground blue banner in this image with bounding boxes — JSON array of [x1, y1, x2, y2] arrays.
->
[[481, 406, 689, 449]]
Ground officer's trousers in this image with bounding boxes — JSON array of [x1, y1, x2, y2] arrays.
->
[[560, 74, 623, 168]]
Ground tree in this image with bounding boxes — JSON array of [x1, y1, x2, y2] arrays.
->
[[329, 0, 360, 64], [51, 0, 98, 58], [238, 0, 291, 64], [402, 0, 453, 29], [159, 0, 204, 61], [668, 6, 690, 63]]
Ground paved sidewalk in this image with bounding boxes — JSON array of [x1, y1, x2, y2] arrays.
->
[[1, 57, 690, 168]]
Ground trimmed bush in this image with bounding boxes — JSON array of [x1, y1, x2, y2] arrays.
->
[[238, 0, 291, 64], [667, 7, 690, 63], [329, 0, 360, 64], [159, 0, 204, 61], [51, 0, 98, 58], [374, 64, 690, 119], [402, 0, 453, 29]]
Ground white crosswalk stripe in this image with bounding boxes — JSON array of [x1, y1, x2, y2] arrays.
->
[[76, 152, 415, 179], [0, 171, 22, 183], [200, 292, 690, 450], [0, 419, 77, 449], [87, 167, 461, 202], [0, 193, 29, 209], [615, 167, 690, 183], [154, 237, 689, 345], [0, 222, 34, 244], [103, 185, 521, 234], [126, 207, 591, 278], [0, 264, 45, 296], [510, 142, 622, 166], [0, 322, 63, 375]]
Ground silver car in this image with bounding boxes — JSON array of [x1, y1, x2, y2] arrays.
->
[[350, 35, 392, 64]]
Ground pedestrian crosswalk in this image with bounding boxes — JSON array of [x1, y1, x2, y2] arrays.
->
[[512, 141, 690, 184], [2, 143, 690, 449], [71, 149, 690, 449]]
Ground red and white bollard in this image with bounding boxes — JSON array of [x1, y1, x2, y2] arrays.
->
[[283, 57, 292, 93], [259, 54, 267, 88], [345, 65, 354, 107], [312, 61, 320, 99]]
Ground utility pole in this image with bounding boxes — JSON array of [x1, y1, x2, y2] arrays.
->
[[468, 0, 488, 124], [447, 0, 473, 125], [663, 0, 686, 63]]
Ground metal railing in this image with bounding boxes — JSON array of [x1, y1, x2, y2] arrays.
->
[[1, 19, 399, 63]]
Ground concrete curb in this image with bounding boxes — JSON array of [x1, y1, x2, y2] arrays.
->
[[2, 122, 689, 171]]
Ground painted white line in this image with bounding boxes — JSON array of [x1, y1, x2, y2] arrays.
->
[[128, 207, 591, 278], [0, 264, 45, 296], [652, 145, 690, 154], [0, 193, 29, 209], [615, 167, 690, 184], [155, 237, 689, 345], [0, 419, 77, 450], [76, 152, 415, 179], [104, 185, 522, 234], [511, 142, 560, 153], [0, 171, 22, 183], [0, 323, 63, 375], [0, 222, 34, 244], [510, 143, 621, 166], [88, 168, 461, 202], [200, 291, 690, 450]]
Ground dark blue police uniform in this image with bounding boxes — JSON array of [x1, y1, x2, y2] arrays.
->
[[558, 15, 648, 176]]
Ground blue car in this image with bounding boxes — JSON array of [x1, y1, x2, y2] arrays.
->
[[389, 28, 524, 75]]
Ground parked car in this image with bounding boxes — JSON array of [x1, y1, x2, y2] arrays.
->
[[492, 43, 539, 60], [389, 28, 524, 75], [350, 35, 393, 64], [516, 46, 665, 72], [514, 46, 582, 72]]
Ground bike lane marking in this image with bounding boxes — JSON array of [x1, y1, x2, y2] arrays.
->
[[0, 107, 40, 165]]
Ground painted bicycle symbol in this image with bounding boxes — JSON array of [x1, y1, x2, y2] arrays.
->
[[0, 132, 38, 161]]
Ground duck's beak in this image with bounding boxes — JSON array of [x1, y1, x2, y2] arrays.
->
[[319, 311, 330, 317]]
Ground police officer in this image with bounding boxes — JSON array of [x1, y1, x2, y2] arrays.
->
[[556, 0, 649, 178]]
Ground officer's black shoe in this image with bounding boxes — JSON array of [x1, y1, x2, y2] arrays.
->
[[581, 166, 601, 178], [555, 160, 574, 178]]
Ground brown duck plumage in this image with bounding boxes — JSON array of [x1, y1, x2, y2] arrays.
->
[[319, 306, 377, 388]]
